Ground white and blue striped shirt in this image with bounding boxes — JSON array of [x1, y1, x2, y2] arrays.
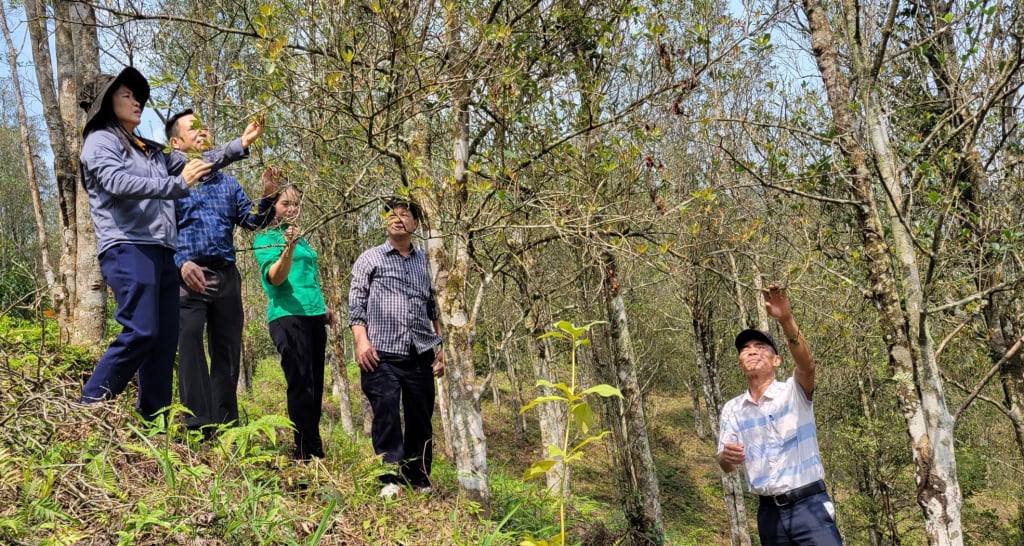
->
[[717, 377, 825, 496]]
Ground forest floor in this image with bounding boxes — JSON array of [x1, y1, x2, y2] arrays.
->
[[243, 359, 737, 545], [5, 344, 1023, 544], [1, 341, 741, 546], [5, 312, 1023, 544]]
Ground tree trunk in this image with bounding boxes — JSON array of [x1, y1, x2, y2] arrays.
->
[[689, 376, 705, 440], [320, 230, 355, 435], [598, 251, 664, 545], [690, 277, 750, 546], [802, 0, 964, 542], [238, 333, 255, 393], [1, 9, 56, 303], [62, 0, 104, 345], [914, 0, 1024, 520], [433, 375, 452, 457], [24, 0, 85, 341], [429, 228, 490, 514], [515, 243, 569, 495], [326, 328, 355, 435], [502, 345, 527, 444], [361, 392, 373, 437]]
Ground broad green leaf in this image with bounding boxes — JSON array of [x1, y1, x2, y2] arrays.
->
[[564, 452, 584, 463], [570, 431, 612, 454], [580, 384, 623, 398], [523, 460, 556, 480], [571, 402, 595, 434], [553, 320, 586, 338], [535, 379, 572, 397], [520, 396, 568, 414], [537, 331, 569, 342], [546, 444, 566, 458]]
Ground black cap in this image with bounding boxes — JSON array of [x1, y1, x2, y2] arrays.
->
[[735, 329, 778, 354]]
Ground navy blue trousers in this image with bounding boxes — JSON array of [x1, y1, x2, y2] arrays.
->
[[361, 349, 436, 487], [81, 244, 180, 421], [757, 491, 843, 545]]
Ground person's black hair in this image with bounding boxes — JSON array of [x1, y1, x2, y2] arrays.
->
[[97, 110, 152, 158], [165, 108, 195, 141], [271, 183, 303, 205], [384, 199, 422, 222]]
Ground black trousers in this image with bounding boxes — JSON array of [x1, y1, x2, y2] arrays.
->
[[269, 314, 327, 459], [361, 349, 436, 487], [177, 263, 243, 428]]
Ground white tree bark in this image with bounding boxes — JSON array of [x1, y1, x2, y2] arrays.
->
[[599, 251, 664, 544], [23, 0, 85, 341], [63, 0, 105, 345], [801, 0, 964, 541], [515, 242, 570, 495], [690, 279, 750, 546], [0, 7, 55, 302]]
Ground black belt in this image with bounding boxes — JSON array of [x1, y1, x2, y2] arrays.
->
[[759, 480, 826, 507], [195, 259, 234, 269]]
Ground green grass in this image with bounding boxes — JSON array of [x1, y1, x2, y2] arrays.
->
[[5, 315, 1020, 544]]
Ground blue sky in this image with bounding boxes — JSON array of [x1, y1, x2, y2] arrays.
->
[[1, 5, 166, 151]]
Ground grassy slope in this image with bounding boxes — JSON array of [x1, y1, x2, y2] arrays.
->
[[8, 351, 1017, 545]]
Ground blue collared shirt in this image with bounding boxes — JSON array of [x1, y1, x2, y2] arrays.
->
[[174, 145, 274, 268], [348, 241, 441, 355]]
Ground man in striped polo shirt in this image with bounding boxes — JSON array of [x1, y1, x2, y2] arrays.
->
[[716, 284, 843, 545]]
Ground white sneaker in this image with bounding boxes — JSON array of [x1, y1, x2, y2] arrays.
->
[[379, 484, 402, 498]]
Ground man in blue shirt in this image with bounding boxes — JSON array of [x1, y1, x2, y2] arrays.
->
[[349, 200, 444, 497], [168, 109, 276, 432]]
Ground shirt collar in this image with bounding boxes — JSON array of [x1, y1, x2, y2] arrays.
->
[[742, 379, 785, 406], [383, 239, 418, 256]]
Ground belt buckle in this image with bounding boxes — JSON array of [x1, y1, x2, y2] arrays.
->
[[772, 492, 791, 507]]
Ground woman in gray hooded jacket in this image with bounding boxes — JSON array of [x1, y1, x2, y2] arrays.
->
[[77, 66, 259, 422]]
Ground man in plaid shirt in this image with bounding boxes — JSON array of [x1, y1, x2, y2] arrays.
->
[[167, 109, 276, 433], [349, 200, 444, 497]]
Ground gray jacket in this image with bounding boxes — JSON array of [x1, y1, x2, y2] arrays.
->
[[80, 130, 246, 255]]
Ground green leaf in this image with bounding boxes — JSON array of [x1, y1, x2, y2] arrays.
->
[[537, 331, 569, 342], [570, 431, 612, 454], [523, 460, 556, 480], [520, 396, 568, 414], [535, 379, 572, 397], [571, 402, 595, 434], [580, 384, 623, 398], [546, 444, 566, 458], [553, 320, 586, 338]]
